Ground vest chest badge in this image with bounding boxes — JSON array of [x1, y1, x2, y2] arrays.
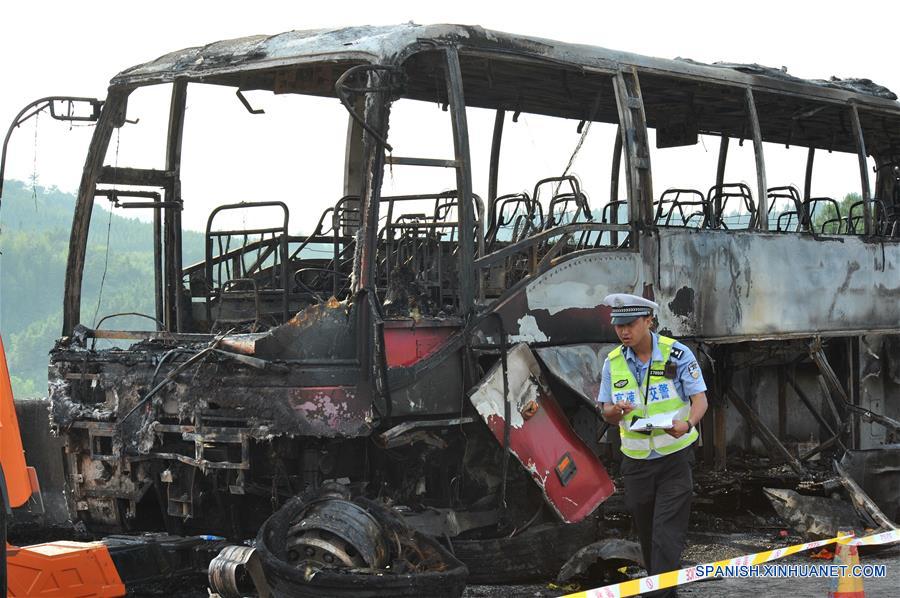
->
[[614, 379, 628, 388]]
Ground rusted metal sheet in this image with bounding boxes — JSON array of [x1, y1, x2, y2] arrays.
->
[[468, 343, 614, 523]]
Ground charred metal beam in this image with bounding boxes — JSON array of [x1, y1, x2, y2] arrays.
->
[[444, 46, 476, 314], [610, 125, 622, 245], [785, 373, 847, 452], [365, 291, 392, 423], [153, 193, 162, 325], [384, 156, 459, 168], [715, 136, 729, 219], [77, 328, 212, 342], [803, 147, 815, 202], [745, 88, 768, 229], [817, 374, 845, 426], [777, 366, 787, 439], [350, 70, 390, 293], [341, 96, 364, 236], [613, 68, 653, 226], [345, 67, 392, 427], [833, 459, 898, 530], [63, 92, 125, 335], [799, 429, 845, 462], [474, 222, 629, 269], [849, 104, 873, 236], [212, 349, 288, 373], [726, 387, 806, 475], [164, 80, 188, 332], [716, 134, 731, 192], [811, 343, 900, 433], [488, 108, 505, 204], [610, 125, 622, 204], [97, 166, 173, 187], [845, 337, 858, 448]]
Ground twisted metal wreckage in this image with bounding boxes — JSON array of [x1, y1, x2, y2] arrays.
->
[[3, 23, 899, 594]]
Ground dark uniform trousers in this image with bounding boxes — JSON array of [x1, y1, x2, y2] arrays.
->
[[621, 447, 694, 598]]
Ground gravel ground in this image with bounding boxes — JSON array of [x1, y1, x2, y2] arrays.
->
[[461, 532, 900, 597]]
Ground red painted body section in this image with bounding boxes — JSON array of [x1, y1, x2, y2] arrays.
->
[[383, 321, 457, 367], [469, 343, 615, 523], [483, 394, 615, 523]]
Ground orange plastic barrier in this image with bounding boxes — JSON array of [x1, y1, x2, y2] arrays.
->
[[7, 541, 126, 597]]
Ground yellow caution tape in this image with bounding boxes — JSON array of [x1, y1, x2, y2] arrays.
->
[[564, 528, 900, 598]]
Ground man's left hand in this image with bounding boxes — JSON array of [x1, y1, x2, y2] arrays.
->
[[666, 420, 690, 438]]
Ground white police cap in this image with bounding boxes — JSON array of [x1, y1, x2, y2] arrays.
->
[[602, 293, 660, 325]]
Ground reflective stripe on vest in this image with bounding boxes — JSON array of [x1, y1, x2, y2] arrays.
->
[[609, 335, 698, 459]]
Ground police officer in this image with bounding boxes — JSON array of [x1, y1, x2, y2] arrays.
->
[[597, 293, 708, 598]]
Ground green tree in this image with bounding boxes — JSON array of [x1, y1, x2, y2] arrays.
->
[[0, 180, 204, 397], [811, 192, 861, 233]]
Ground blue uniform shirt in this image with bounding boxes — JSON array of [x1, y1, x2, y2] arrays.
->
[[597, 333, 707, 458]]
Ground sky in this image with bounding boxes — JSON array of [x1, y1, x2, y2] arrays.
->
[[0, 1, 895, 234]]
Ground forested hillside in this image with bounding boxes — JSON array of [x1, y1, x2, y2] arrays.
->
[[0, 180, 203, 397]]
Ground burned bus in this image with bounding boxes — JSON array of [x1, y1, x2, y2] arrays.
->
[[15, 24, 900, 570]]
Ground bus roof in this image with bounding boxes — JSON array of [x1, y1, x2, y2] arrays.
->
[[112, 23, 898, 110]]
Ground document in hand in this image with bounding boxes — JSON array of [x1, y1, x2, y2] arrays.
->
[[628, 411, 678, 432]]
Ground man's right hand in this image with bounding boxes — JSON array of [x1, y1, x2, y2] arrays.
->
[[616, 400, 635, 415], [602, 400, 635, 424]]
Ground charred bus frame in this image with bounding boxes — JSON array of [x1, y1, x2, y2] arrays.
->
[[8, 25, 897, 541]]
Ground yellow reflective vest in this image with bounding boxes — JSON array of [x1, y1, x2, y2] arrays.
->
[[608, 335, 698, 459]]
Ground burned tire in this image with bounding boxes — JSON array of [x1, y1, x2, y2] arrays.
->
[[452, 517, 597, 583], [256, 494, 468, 598]]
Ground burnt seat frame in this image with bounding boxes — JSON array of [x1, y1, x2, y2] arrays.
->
[[708, 183, 758, 230], [654, 188, 711, 228]]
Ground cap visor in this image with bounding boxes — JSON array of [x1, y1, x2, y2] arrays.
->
[[611, 314, 641, 325]]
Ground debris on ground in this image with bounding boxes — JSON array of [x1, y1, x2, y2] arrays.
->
[[763, 488, 862, 540], [255, 485, 468, 597], [556, 537, 643, 585]]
